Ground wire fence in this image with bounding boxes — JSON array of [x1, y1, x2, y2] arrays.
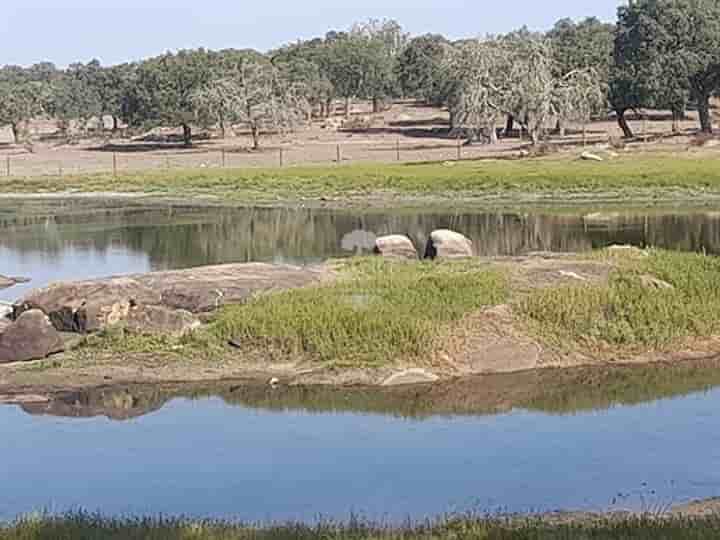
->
[[0, 139, 521, 179]]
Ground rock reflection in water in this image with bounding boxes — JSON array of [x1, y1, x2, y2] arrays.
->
[[21, 358, 720, 421]]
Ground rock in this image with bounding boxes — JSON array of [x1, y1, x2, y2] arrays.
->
[[269, 377, 280, 387], [374, 235, 418, 260], [558, 270, 587, 281], [382, 368, 439, 386], [0, 275, 29, 290], [639, 275, 674, 291], [124, 305, 201, 337], [424, 229, 474, 260], [580, 151, 604, 162], [0, 302, 13, 320], [16, 263, 328, 333], [0, 309, 64, 364], [605, 245, 649, 259]]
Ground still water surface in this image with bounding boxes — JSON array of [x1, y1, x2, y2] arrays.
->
[[2, 370, 720, 522], [2, 199, 720, 301]]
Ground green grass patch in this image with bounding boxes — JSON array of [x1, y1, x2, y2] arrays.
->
[[203, 259, 508, 367], [3, 153, 720, 202], [518, 250, 720, 349], [4, 513, 720, 540]]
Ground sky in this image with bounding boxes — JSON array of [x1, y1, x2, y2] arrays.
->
[[2, 0, 624, 68]]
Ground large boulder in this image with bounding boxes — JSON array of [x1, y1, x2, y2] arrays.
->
[[0, 309, 64, 364], [424, 230, 474, 260], [374, 235, 418, 260], [16, 263, 329, 334]]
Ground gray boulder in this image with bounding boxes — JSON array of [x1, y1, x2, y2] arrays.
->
[[424, 230, 474, 260], [0, 309, 64, 364], [16, 263, 329, 334], [374, 235, 418, 260]]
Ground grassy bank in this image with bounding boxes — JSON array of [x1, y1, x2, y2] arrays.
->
[[2, 153, 720, 204], [204, 258, 508, 367], [518, 249, 720, 350], [4, 513, 720, 540]]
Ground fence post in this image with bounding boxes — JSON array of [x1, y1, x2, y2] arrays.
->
[[221, 149, 226, 168], [336, 144, 341, 164], [5, 156, 9, 177], [112, 152, 118, 177], [58, 163, 63, 177], [279, 148, 284, 167], [457, 139, 462, 161], [165, 156, 170, 170], [396, 139, 400, 162]]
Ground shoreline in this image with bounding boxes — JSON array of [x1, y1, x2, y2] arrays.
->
[[2, 250, 720, 399]]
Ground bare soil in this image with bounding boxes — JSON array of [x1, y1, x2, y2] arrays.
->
[[0, 100, 717, 178]]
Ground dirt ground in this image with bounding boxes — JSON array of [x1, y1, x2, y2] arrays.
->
[[0, 100, 716, 178]]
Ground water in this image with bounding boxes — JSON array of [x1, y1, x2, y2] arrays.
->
[[3, 365, 720, 522], [2, 198, 720, 301], [3, 199, 720, 522]]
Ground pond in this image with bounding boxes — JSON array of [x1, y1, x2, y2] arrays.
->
[[3, 362, 720, 522], [1, 198, 720, 301]]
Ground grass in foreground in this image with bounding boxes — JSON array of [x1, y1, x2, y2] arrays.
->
[[4, 513, 720, 540], [3, 153, 720, 201], [204, 258, 508, 367], [518, 249, 720, 349]]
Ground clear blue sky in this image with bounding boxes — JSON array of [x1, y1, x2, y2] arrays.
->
[[2, 0, 624, 67]]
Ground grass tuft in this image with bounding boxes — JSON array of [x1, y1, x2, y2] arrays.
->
[[3, 512, 720, 540], [518, 250, 720, 349], [203, 259, 508, 367]]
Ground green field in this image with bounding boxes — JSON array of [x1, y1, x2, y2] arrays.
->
[[2, 153, 720, 205]]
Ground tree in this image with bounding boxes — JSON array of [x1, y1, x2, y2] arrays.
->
[[616, 0, 720, 134], [192, 61, 305, 149], [396, 34, 453, 104], [445, 39, 512, 143], [131, 49, 219, 145], [446, 36, 603, 145], [49, 62, 103, 135], [0, 81, 45, 143]]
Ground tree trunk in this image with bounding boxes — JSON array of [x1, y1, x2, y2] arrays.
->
[[345, 97, 352, 119], [505, 115, 514, 137], [112, 116, 119, 132], [488, 121, 498, 144], [671, 109, 681, 134], [616, 109, 634, 138], [251, 125, 260, 150], [10, 123, 19, 145], [182, 124, 192, 146], [697, 95, 713, 134], [556, 118, 566, 137], [372, 97, 381, 114], [219, 118, 226, 139]]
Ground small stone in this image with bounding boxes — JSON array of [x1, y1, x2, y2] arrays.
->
[[269, 377, 280, 387], [580, 151, 604, 162], [382, 369, 439, 386], [374, 235, 418, 260], [639, 275, 674, 291]]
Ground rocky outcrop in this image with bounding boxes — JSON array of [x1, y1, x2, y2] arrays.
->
[[374, 235, 418, 260], [424, 229, 474, 260], [0, 309, 64, 364], [15, 263, 328, 334]]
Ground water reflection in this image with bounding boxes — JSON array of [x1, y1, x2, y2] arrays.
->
[[20, 358, 720, 421], [2, 199, 720, 300]]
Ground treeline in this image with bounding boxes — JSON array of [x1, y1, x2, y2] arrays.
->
[[1, 0, 719, 148]]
